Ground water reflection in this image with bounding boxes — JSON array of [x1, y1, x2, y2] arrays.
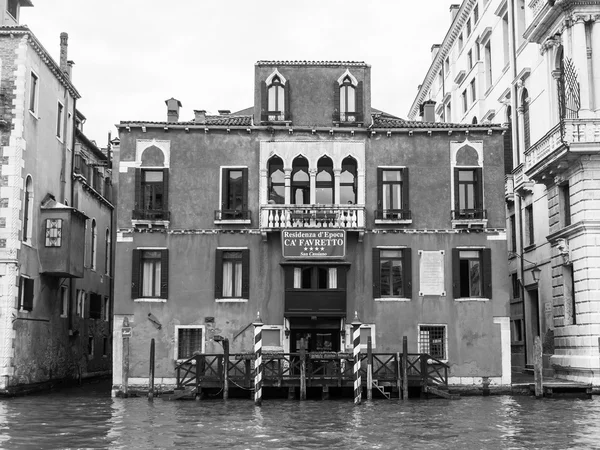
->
[[0, 383, 599, 449]]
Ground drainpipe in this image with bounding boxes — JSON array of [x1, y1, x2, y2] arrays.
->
[[516, 192, 528, 366], [68, 98, 77, 333]]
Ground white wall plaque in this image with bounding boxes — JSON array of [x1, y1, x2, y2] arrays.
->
[[418, 250, 446, 296]]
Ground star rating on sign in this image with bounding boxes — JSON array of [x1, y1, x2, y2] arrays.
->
[[320, 247, 325, 251], [304, 247, 308, 251]]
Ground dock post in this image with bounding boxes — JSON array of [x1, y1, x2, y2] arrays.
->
[[148, 338, 155, 401], [122, 317, 130, 397], [300, 339, 307, 401], [288, 386, 295, 400], [223, 339, 230, 400], [351, 311, 362, 405], [534, 335, 543, 398], [402, 336, 408, 401], [322, 385, 329, 400], [253, 312, 264, 406], [367, 336, 373, 400]]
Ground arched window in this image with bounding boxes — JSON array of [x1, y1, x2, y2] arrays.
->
[[23, 176, 33, 243], [104, 228, 111, 276], [522, 88, 530, 150], [472, 116, 478, 124], [291, 157, 310, 205], [340, 157, 357, 204], [91, 219, 97, 270], [268, 75, 285, 120], [316, 156, 334, 204], [268, 156, 285, 204], [340, 75, 356, 121]]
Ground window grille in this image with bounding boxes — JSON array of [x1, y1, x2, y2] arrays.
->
[[178, 328, 203, 359], [419, 326, 446, 360]]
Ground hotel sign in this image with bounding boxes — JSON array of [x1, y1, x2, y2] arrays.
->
[[282, 229, 346, 259]]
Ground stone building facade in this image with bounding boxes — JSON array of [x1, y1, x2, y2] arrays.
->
[[410, 0, 600, 383]]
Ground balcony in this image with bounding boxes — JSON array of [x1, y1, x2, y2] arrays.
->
[[374, 209, 412, 224], [132, 209, 170, 228], [524, 119, 600, 182], [285, 289, 346, 317], [261, 205, 365, 231], [332, 111, 364, 126], [214, 209, 251, 225], [451, 209, 488, 229], [505, 175, 514, 203]]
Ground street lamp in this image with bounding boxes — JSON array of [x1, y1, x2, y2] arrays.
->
[[531, 267, 541, 283]]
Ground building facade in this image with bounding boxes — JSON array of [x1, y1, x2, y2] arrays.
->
[[0, 0, 113, 393], [112, 61, 510, 395], [409, 0, 600, 383]]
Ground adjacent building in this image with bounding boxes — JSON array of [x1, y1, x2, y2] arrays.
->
[[112, 60, 510, 395], [409, 0, 600, 384], [0, 0, 113, 393]]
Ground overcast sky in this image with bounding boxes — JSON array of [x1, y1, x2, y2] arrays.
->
[[22, 1, 455, 145]]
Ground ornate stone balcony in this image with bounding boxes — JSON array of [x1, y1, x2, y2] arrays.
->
[[260, 204, 365, 232], [505, 174, 514, 203], [513, 163, 534, 195], [524, 119, 600, 182]]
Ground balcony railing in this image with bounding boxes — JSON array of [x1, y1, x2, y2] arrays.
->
[[285, 289, 346, 316], [132, 209, 170, 221], [261, 204, 364, 229], [374, 209, 412, 221], [451, 209, 487, 221], [524, 123, 562, 170], [505, 175, 514, 202], [214, 210, 251, 221], [332, 111, 363, 124]]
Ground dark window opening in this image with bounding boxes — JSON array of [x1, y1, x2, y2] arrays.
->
[[268, 156, 285, 204], [18, 276, 34, 311], [178, 328, 203, 360]]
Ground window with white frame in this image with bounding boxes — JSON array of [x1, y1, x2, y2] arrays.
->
[[418, 325, 447, 360], [175, 325, 205, 360], [131, 249, 169, 299], [215, 249, 248, 299], [56, 101, 64, 139], [29, 71, 39, 115], [346, 324, 376, 350], [262, 326, 283, 351], [452, 248, 492, 299]]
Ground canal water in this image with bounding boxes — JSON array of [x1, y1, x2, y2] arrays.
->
[[1, 382, 599, 449]]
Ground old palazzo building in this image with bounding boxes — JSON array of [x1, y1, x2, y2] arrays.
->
[[0, 0, 114, 394], [410, 0, 600, 384], [112, 60, 510, 396]]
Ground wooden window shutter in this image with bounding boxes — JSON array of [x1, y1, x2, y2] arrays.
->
[[242, 168, 249, 212], [377, 168, 383, 209], [160, 249, 169, 299], [475, 167, 483, 210], [452, 248, 461, 299], [453, 168, 460, 211], [134, 168, 142, 210], [241, 249, 250, 299], [284, 81, 291, 121], [215, 249, 224, 298], [221, 168, 228, 210], [260, 81, 267, 121], [356, 81, 364, 121], [24, 278, 34, 311], [333, 80, 340, 121], [503, 125, 513, 174], [403, 248, 412, 298], [284, 267, 294, 289], [162, 168, 169, 212], [402, 168, 410, 211], [482, 248, 492, 299], [131, 249, 140, 299], [372, 248, 381, 298]]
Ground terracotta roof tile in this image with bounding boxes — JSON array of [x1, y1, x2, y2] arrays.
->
[[119, 115, 252, 127], [256, 60, 369, 67], [372, 115, 502, 130]]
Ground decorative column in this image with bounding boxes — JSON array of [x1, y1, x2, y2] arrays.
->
[[260, 169, 268, 204], [333, 168, 341, 204], [284, 168, 292, 204], [572, 16, 591, 115], [351, 311, 362, 405], [253, 312, 264, 406], [591, 17, 600, 113], [309, 168, 317, 205]]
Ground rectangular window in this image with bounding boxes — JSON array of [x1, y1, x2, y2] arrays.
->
[[131, 249, 169, 299], [215, 249, 249, 299], [454, 168, 483, 218], [56, 102, 64, 139], [458, 33, 464, 52], [525, 204, 534, 246], [418, 325, 446, 360], [60, 286, 68, 317], [475, 42, 481, 61], [564, 265, 577, 325], [104, 296, 110, 322], [76, 290, 86, 318], [560, 183, 571, 227], [502, 14, 510, 66], [18, 276, 34, 311], [473, 3, 479, 22], [220, 168, 248, 220], [470, 79, 477, 103], [461, 90, 468, 113], [134, 168, 169, 220], [88, 336, 94, 356], [89, 293, 102, 319], [511, 273, 520, 299], [466, 18, 472, 36], [452, 248, 492, 299], [176, 326, 204, 360], [511, 319, 523, 342], [377, 168, 409, 220], [293, 266, 337, 289], [373, 248, 412, 299], [484, 42, 493, 89], [509, 215, 517, 252], [467, 50, 473, 70], [29, 72, 38, 114], [45, 219, 63, 247]]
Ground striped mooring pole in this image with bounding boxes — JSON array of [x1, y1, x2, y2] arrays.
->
[[351, 311, 362, 405], [253, 312, 264, 406]]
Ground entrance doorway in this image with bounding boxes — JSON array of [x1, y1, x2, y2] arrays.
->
[[288, 317, 342, 353]]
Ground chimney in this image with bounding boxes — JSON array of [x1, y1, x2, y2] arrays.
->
[[59, 32, 68, 75], [194, 110, 206, 124], [450, 4, 460, 22], [421, 100, 437, 122], [165, 98, 182, 123], [67, 60, 74, 79], [431, 44, 441, 61], [218, 109, 231, 115]]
